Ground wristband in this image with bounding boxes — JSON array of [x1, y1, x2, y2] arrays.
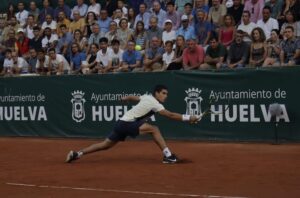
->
[[182, 114, 191, 121]]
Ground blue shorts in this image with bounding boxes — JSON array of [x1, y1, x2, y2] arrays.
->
[[107, 120, 145, 142]]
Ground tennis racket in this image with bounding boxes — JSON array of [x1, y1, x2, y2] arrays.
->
[[196, 98, 230, 122]]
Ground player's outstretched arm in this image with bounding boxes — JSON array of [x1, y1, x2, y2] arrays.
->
[[158, 109, 199, 123], [121, 95, 140, 102]]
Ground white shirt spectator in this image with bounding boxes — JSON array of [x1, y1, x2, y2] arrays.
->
[[71, 3, 88, 19], [50, 54, 71, 71], [163, 51, 175, 66], [16, 10, 29, 27], [96, 48, 113, 67], [25, 26, 34, 39], [256, 18, 279, 39], [36, 55, 50, 69], [87, 3, 101, 16], [14, 57, 29, 73], [41, 20, 57, 30], [3, 58, 14, 69], [238, 22, 257, 42], [42, 34, 59, 48], [108, 48, 124, 66], [162, 30, 176, 44]]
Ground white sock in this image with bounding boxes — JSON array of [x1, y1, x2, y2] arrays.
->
[[77, 151, 83, 157], [163, 147, 172, 157]]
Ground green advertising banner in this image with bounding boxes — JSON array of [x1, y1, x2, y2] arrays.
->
[[0, 68, 299, 141]]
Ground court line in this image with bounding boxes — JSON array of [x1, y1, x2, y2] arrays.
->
[[6, 182, 248, 198]]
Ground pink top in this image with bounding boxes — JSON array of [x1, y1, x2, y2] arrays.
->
[[220, 28, 234, 47], [183, 45, 205, 67]]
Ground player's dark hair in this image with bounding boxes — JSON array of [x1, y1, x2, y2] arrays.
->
[[152, 85, 168, 95]]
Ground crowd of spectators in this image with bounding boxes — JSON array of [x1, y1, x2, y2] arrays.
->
[[0, 0, 299, 76]]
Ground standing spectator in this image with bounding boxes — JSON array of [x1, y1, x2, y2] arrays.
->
[[175, 0, 193, 14], [29, 1, 40, 23], [280, 26, 300, 66], [225, 30, 250, 68], [85, 12, 98, 38], [69, 10, 86, 34], [227, 0, 244, 25], [183, 38, 205, 70], [16, 2, 29, 28], [150, 1, 167, 29], [117, 18, 134, 50], [256, 6, 279, 40], [39, 0, 54, 25], [133, 21, 148, 53], [15, 28, 30, 57], [162, 40, 175, 70], [146, 16, 163, 47], [105, 21, 118, 45], [263, 29, 281, 67], [70, 42, 87, 74], [195, 9, 212, 47], [280, 11, 300, 38], [208, 0, 227, 31], [200, 36, 227, 69], [134, 3, 151, 30], [144, 36, 165, 72], [107, 39, 124, 72], [167, 35, 186, 70], [71, 0, 88, 19], [176, 15, 196, 41], [162, 19, 176, 45], [165, 2, 181, 30], [128, 8, 136, 29], [57, 11, 71, 37], [98, 9, 112, 34], [41, 27, 58, 51], [54, 0, 71, 20], [87, 0, 101, 17], [95, 37, 112, 74], [120, 40, 143, 72], [29, 26, 43, 50], [27, 48, 38, 73], [41, 14, 57, 33], [48, 48, 71, 75], [249, 27, 267, 67], [243, 0, 263, 23], [238, 11, 257, 43], [219, 14, 236, 48]]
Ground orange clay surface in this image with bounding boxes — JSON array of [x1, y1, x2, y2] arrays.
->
[[0, 137, 299, 198]]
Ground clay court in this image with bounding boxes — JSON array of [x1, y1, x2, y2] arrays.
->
[[0, 137, 299, 198]]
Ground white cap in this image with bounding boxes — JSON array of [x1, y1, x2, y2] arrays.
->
[[164, 19, 173, 25], [181, 14, 189, 21], [17, 28, 24, 33]]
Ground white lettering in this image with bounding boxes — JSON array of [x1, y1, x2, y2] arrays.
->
[[239, 105, 248, 122]]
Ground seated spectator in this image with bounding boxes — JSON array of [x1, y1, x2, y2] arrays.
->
[[41, 27, 58, 52], [94, 37, 112, 74], [98, 9, 112, 34], [29, 26, 43, 51], [3, 29, 17, 52], [144, 36, 165, 72], [54, 0, 71, 20], [1, 49, 14, 76], [36, 49, 49, 75], [87, 0, 101, 17], [56, 11, 71, 37], [146, 16, 163, 47], [107, 39, 124, 72], [113, 9, 123, 27], [176, 15, 196, 41], [25, 15, 37, 39], [16, 2, 29, 28], [175, 0, 192, 13], [38, 0, 54, 25], [162, 41, 175, 70], [200, 36, 227, 69], [41, 14, 57, 33], [6, 4, 16, 22], [87, 23, 105, 52], [73, 29, 88, 52], [70, 43, 87, 74], [265, 0, 283, 20], [208, 0, 227, 31], [71, 0, 88, 19], [193, 0, 209, 23], [256, 6, 279, 40], [117, 0, 128, 18], [133, 21, 148, 53], [117, 18, 134, 50], [85, 12, 98, 38], [134, 3, 151, 30], [150, 1, 167, 29], [48, 48, 71, 75], [128, 7, 136, 29], [263, 29, 281, 67], [69, 10, 86, 34], [11, 51, 29, 75], [244, 0, 264, 23], [195, 9, 212, 47], [219, 14, 236, 48], [15, 28, 30, 58], [27, 48, 38, 73], [249, 27, 267, 67], [105, 21, 118, 45], [279, 0, 300, 24], [182, 3, 194, 25], [82, 43, 98, 74], [1, 16, 20, 42], [29, 1, 40, 23], [56, 24, 73, 60], [238, 11, 257, 43], [280, 26, 300, 66], [224, 30, 250, 68], [183, 38, 205, 70], [227, 0, 244, 25], [165, 1, 181, 30], [119, 40, 143, 72], [162, 19, 176, 45], [166, 35, 186, 70], [280, 11, 300, 39]]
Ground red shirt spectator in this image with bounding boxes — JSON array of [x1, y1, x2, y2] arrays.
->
[[183, 39, 205, 70], [15, 28, 29, 57]]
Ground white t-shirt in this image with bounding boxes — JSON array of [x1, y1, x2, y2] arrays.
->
[[41, 21, 57, 30], [36, 55, 50, 69], [16, 10, 29, 27], [162, 30, 176, 44], [238, 22, 257, 42], [3, 58, 14, 68], [96, 48, 113, 67], [256, 18, 279, 39], [42, 34, 59, 48], [50, 54, 70, 71], [163, 51, 175, 66], [26, 25, 34, 39], [121, 94, 165, 122], [108, 49, 124, 67], [87, 4, 101, 16]]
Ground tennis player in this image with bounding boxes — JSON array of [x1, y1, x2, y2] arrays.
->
[[66, 85, 199, 164]]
